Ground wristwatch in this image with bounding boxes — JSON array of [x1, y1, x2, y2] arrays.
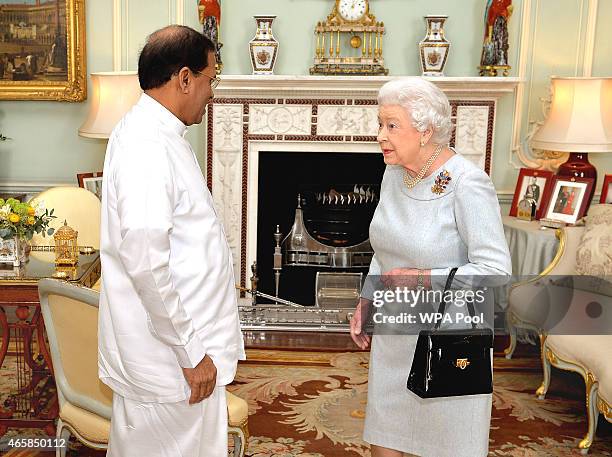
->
[[416, 269, 425, 290]]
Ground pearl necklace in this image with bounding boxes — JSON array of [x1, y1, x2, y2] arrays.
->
[[403, 144, 444, 189]]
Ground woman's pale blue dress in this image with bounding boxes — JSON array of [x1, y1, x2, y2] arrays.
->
[[362, 153, 512, 457]]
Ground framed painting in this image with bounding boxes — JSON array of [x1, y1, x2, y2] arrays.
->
[[77, 171, 102, 200], [0, 0, 86, 101], [600, 174, 612, 204], [509, 168, 554, 220], [541, 176, 594, 225]]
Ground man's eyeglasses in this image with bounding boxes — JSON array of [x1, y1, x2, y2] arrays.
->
[[194, 70, 221, 89]]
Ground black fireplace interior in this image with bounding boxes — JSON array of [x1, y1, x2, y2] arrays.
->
[[256, 151, 385, 306]]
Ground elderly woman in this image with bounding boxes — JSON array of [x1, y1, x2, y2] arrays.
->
[[350, 77, 511, 457]]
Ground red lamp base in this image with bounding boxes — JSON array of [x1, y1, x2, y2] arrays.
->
[[557, 152, 597, 210]]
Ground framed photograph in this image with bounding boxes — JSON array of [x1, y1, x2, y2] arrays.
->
[[0, 0, 86, 101], [77, 172, 102, 200], [542, 176, 594, 225], [509, 168, 554, 219], [600, 174, 612, 204]]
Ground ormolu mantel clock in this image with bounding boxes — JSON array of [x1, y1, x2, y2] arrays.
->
[[310, 0, 388, 75]]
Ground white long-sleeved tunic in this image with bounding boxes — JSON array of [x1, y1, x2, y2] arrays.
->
[[98, 94, 245, 403]]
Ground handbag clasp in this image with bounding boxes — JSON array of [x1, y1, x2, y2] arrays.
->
[[455, 358, 470, 370]]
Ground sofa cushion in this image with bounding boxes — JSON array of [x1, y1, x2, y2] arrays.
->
[[575, 204, 612, 295], [60, 401, 110, 445]]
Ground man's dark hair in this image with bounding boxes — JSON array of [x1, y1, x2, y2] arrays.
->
[[138, 25, 215, 90]]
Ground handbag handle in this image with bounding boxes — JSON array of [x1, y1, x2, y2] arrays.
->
[[433, 267, 478, 330]]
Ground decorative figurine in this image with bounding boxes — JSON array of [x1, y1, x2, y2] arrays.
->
[[479, 0, 513, 76], [198, 0, 223, 74], [249, 15, 279, 75], [418, 16, 451, 76]]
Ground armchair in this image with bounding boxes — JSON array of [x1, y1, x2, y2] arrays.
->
[[38, 279, 249, 456], [505, 204, 612, 453]]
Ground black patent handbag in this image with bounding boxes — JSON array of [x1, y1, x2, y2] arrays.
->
[[406, 268, 493, 398]]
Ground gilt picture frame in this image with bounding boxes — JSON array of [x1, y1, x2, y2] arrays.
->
[[0, 0, 86, 101]]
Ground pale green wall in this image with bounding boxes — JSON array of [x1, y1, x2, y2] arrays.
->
[[0, 0, 610, 199]]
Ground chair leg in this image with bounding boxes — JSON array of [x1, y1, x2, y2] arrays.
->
[[579, 378, 600, 454], [504, 319, 517, 359], [56, 418, 71, 457], [536, 337, 551, 400], [229, 428, 246, 457]]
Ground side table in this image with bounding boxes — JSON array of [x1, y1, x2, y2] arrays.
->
[[501, 215, 560, 358], [502, 215, 560, 277], [0, 251, 100, 436]]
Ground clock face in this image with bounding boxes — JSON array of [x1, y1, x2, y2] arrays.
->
[[338, 0, 368, 22]]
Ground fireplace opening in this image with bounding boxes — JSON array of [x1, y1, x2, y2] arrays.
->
[[256, 151, 385, 306]]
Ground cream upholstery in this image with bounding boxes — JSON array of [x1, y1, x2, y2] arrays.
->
[[514, 221, 612, 454], [38, 278, 249, 457], [227, 391, 249, 426], [30, 187, 101, 262], [59, 402, 111, 445]]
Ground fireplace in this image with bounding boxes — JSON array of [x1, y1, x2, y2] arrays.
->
[[256, 150, 384, 305], [206, 75, 520, 306]]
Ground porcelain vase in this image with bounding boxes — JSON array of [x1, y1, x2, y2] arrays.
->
[[418, 15, 450, 76], [249, 15, 279, 75], [0, 236, 28, 267]]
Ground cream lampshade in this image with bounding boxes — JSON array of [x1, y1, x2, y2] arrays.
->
[[79, 72, 141, 139], [531, 76, 612, 207]]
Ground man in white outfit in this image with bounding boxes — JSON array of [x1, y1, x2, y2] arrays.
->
[[98, 25, 245, 457]]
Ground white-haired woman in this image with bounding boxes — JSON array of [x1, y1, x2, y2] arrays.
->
[[350, 77, 511, 457]]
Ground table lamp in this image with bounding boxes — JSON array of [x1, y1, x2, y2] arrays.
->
[[531, 76, 612, 206], [79, 72, 141, 138]]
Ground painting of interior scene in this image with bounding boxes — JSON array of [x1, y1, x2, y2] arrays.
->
[[0, 0, 67, 82]]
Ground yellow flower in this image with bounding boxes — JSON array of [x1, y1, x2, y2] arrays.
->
[[9, 213, 20, 223], [27, 216, 36, 225], [27, 206, 35, 216]]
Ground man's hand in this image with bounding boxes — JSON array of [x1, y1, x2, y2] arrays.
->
[[182, 355, 217, 404], [350, 298, 372, 350]]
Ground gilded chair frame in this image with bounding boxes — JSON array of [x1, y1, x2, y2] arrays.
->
[[537, 336, 611, 454], [228, 420, 249, 457]]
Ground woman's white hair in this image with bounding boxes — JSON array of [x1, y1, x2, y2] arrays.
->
[[377, 77, 453, 144]]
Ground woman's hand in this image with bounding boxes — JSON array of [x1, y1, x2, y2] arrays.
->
[[350, 298, 372, 350], [381, 268, 431, 290]]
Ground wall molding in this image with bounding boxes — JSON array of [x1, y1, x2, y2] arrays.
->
[[176, 0, 185, 25], [511, 0, 599, 171], [583, 0, 598, 76], [112, 0, 122, 71]]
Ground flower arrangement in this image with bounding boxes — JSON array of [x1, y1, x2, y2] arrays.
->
[[0, 198, 56, 241]]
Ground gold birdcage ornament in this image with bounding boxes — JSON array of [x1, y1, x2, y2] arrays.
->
[[54, 220, 79, 266]]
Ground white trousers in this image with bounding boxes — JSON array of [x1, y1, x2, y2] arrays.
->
[[106, 386, 227, 457]]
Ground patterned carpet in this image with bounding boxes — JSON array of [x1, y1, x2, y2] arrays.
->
[[1, 349, 611, 456]]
